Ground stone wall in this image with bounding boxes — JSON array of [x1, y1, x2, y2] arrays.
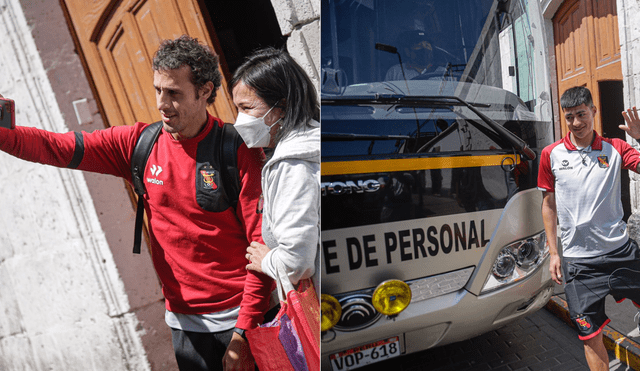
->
[[271, 0, 321, 91], [617, 0, 640, 238]]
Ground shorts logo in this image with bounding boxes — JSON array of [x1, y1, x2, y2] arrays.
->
[[201, 170, 218, 190], [575, 315, 592, 330], [597, 155, 609, 168]]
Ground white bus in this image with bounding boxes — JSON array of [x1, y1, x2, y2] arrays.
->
[[320, 0, 555, 369]]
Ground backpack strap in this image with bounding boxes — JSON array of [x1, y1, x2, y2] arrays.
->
[[131, 121, 163, 254], [220, 123, 243, 211], [129, 121, 241, 254]]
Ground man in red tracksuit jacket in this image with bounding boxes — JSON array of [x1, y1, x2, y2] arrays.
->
[[0, 35, 272, 371]]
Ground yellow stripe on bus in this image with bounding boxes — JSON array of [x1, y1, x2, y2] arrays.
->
[[321, 154, 520, 176]]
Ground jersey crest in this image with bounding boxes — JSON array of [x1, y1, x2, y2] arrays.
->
[[597, 155, 609, 168], [200, 170, 218, 190]]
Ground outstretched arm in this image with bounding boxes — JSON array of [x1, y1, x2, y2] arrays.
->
[[0, 94, 76, 166], [0, 93, 141, 179]]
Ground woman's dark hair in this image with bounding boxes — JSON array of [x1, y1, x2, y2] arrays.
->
[[230, 47, 320, 147], [153, 35, 222, 104]]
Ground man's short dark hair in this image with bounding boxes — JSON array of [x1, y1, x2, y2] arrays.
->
[[560, 86, 593, 110], [230, 47, 319, 147], [153, 35, 221, 104]]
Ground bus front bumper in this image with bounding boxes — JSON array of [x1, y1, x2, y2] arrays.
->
[[321, 260, 554, 370]]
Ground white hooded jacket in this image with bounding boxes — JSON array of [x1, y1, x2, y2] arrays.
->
[[260, 120, 320, 295]]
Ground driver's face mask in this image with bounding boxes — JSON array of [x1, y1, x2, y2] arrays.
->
[[407, 40, 432, 63]]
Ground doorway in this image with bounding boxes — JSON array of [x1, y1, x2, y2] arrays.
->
[[600, 80, 631, 221], [201, 0, 286, 79], [553, 0, 621, 137]]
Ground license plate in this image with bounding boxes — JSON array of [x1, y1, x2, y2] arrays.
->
[[329, 336, 401, 370]]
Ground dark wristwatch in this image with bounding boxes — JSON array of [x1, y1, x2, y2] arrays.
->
[[233, 327, 247, 340]]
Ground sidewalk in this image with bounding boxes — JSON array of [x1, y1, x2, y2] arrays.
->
[[546, 291, 640, 370]]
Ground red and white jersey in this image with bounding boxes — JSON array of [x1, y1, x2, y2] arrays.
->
[[538, 131, 640, 258]]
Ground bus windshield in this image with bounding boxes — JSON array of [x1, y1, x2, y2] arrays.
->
[[321, 0, 554, 154]]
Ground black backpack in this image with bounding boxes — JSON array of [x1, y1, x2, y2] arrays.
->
[[129, 121, 242, 254]]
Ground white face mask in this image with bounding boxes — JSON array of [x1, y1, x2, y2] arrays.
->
[[234, 104, 282, 148]]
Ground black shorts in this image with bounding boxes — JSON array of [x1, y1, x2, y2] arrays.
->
[[171, 327, 234, 371], [563, 239, 640, 340]]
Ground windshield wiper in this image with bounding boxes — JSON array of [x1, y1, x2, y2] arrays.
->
[[322, 94, 406, 104], [321, 95, 536, 161], [322, 95, 490, 109], [322, 133, 411, 141]]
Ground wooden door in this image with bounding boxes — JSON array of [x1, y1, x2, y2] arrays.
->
[[60, 0, 237, 129], [553, 0, 621, 137]]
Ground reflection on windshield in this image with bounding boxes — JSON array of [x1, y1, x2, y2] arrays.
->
[[321, 0, 537, 103], [322, 0, 487, 85], [322, 95, 537, 159], [322, 107, 539, 156], [321, 0, 554, 151]]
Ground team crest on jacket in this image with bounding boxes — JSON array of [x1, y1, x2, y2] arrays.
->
[[597, 155, 609, 168], [200, 170, 218, 190]]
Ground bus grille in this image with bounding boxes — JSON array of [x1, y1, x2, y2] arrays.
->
[[408, 266, 475, 303]]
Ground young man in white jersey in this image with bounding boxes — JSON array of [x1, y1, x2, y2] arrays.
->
[[538, 86, 640, 371]]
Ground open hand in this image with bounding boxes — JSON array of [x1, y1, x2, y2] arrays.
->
[[621, 107, 640, 140]]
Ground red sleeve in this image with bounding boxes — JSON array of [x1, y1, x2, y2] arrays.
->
[[75, 123, 145, 180], [235, 143, 275, 329], [235, 143, 265, 243], [237, 270, 275, 329], [0, 123, 145, 180], [0, 126, 76, 167], [606, 138, 640, 172], [537, 144, 555, 193]]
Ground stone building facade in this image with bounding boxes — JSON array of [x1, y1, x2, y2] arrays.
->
[[617, 0, 640, 233]]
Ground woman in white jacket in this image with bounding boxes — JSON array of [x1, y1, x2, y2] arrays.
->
[[230, 47, 320, 296]]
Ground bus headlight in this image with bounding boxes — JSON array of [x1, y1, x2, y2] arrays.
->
[[492, 250, 517, 278], [321, 294, 342, 332], [371, 280, 412, 316], [516, 240, 540, 268], [481, 231, 548, 294]]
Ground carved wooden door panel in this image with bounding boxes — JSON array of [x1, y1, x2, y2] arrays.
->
[[61, 0, 237, 128], [591, 0, 621, 82], [553, 0, 621, 137]]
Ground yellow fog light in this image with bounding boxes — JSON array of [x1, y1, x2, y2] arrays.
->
[[321, 294, 342, 332], [372, 280, 412, 316]]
